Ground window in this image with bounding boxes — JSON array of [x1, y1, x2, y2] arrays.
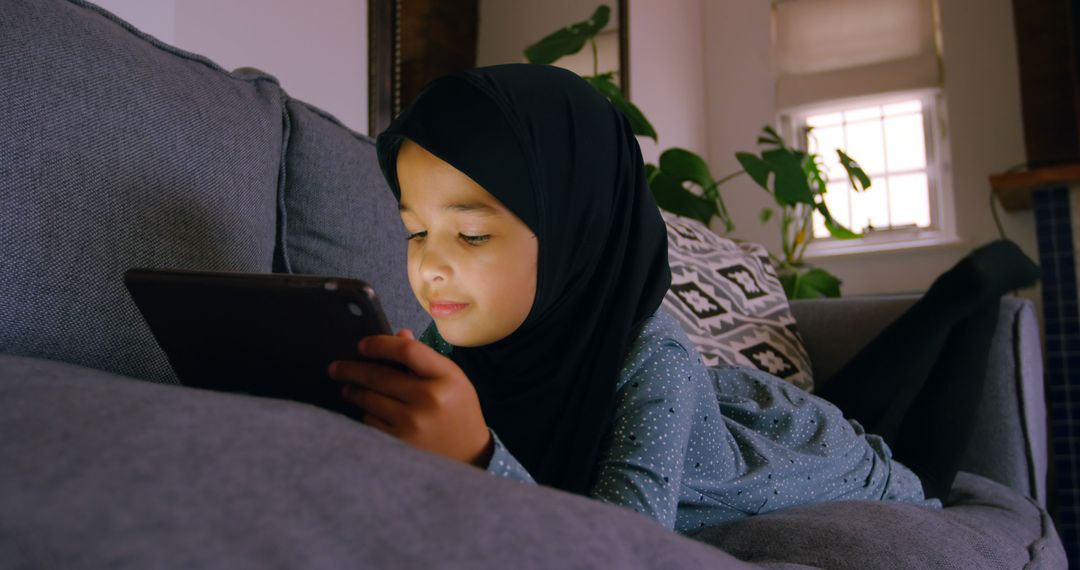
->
[[779, 89, 954, 254], [771, 0, 954, 255]]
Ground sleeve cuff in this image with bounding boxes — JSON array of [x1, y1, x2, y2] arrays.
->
[[485, 428, 536, 484]]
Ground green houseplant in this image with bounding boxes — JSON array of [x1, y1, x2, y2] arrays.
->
[[733, 126, 871, 298], [523, 5, 872, 299]]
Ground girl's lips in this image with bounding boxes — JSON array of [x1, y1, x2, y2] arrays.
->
[[430, 302, 469, 317]]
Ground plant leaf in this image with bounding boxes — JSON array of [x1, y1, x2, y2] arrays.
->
[[794, 267, 842, 298], [778, 271, 798, 299], [523, 5, 611, 64], [815, 202, 859, 239], [762, 149, 814, 206], [586, 75, 657, 140], [837, 149, 872, 192], [803, 152, 829, 195], [659, 148, 715, 198], [649, 170, 716, 225], [757, 125, 784, 149], [735, 152, 771, 189], [760, 207, 774, 224]]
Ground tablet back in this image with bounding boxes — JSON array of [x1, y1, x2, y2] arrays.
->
[[124, 268, 393, 420]]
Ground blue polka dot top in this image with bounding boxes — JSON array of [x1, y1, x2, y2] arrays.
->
[[420, 307, 941, 535]]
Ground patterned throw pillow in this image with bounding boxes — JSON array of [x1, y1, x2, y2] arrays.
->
[[660, 210, 815, 392]]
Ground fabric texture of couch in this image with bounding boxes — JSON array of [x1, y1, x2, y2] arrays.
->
[[0, 1, 1067, 568]]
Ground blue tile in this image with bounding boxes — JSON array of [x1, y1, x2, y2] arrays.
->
[[1066, 322, 1080, 338], [1060, 259, 1077, 281], [1053, 250, 1077, 264], [1057, 230, 1076, 248], [1044, 266, 1060, 284], [1038, 223, 1055, 242]]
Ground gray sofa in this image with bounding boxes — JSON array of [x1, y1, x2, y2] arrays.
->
[[0, 1, 1067, 568]]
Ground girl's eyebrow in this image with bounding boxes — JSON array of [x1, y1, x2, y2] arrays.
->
[[398, 202, 501, 215]]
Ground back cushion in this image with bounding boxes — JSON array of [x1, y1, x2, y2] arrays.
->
[[278, 98, 431, 337], [0, 0, 284, 382]]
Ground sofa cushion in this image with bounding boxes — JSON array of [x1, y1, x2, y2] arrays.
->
[[660, 211, 814, 391], [0, 354, 757, 570], [0, 0, 284, 383], [277, 97, 431, 336], [691, 471, 1067, 569]]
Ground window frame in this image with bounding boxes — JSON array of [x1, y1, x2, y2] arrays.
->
[[776, 87, 958, 258]]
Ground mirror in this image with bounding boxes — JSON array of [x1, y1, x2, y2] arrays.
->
[[369, 0, 629, 136]]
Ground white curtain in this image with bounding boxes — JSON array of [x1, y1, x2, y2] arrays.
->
[[773, 0, 941, 109]]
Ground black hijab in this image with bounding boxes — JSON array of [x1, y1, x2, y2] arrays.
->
[[375, 63, 670, 494]]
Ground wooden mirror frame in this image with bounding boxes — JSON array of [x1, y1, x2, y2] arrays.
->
[[368, 0, 630, 136]]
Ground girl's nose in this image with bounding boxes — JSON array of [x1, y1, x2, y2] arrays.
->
[[418, 247, 450, 283]]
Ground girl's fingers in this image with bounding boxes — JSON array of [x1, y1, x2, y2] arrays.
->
[[330, 360, 414, 402], [342, 384, 405, 426], [359, 335, 446, 379], [362, 411, 394, 433]]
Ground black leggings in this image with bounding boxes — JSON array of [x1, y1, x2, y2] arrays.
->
[[814, 298, 1000, 501], [813, 240, 1040, 500]]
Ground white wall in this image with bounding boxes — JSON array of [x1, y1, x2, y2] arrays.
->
[[91, 0, 178, 44], [699, 1, 778, 254], [91, 0, 368, 134], [628, 0, 709, 165]]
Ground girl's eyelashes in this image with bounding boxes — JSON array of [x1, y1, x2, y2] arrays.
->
[[460, 234, 490, 245], [405, 231, 491, 246]]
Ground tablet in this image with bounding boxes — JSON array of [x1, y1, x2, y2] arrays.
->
[[124, 268, 398, 421]]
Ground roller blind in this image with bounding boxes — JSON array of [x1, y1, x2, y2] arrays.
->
[[773, 0, 941, 109]]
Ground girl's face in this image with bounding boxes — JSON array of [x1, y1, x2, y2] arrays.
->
[[396, 139, 538, 347]]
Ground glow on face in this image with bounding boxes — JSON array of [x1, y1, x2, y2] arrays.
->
[[395, 139, 538, 347]]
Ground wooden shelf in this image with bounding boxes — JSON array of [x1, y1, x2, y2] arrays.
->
[[990, 164, 1080, 211]]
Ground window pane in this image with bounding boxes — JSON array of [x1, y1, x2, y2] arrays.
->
[[812, 208, 828, 238], [883, 100, 922, 116], [845, 121, 886, 175], [844, 106, 882, 122], [851, 176, 889, 232], [797, 94, 940, 244], [813, 182, 851, 238], [888, 173, 931, 227], [807, 112, 843, 127], [810, 126, 845, 179], [884, 113, 927, 171]]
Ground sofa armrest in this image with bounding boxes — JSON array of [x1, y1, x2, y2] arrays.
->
[[789, 296, 1048, 507]]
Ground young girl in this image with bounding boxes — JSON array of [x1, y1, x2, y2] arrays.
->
[[327, 63, 1040, 535]]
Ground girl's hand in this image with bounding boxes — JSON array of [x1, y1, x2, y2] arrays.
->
[[328, 329, 494, 468]]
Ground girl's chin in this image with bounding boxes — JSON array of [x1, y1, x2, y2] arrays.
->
[[437, 324, 492, 348]]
